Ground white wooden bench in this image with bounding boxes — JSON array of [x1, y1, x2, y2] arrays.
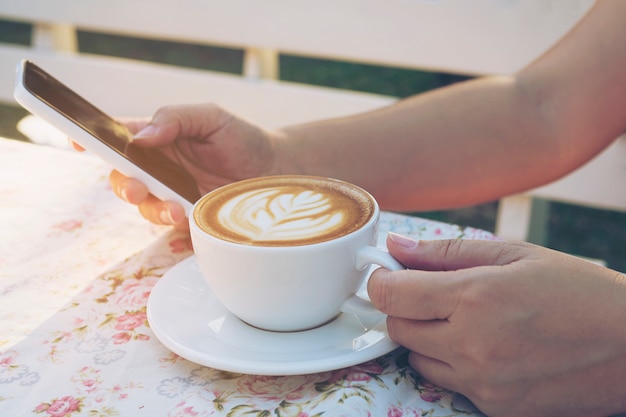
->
[[1, 0, 624, 248]]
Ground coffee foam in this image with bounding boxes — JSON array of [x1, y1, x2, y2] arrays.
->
[[194, 176, 375, 246]]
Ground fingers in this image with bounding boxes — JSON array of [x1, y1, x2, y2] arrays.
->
[[388, 320, 465, 396], [368, 267, 463, 320], [109, 170, 187, 229], [109, 170, 150, 205], [116, 117, 150, 135], [131, 103, 230, 147], [368, 234, 526, 320], [386, 233, 527, 271], [407, 351, 463, 395], [387, 317, 454, 363], [68, 139, 84, 151], [125, 107, 184, 147], [137, 194, 188, 230]]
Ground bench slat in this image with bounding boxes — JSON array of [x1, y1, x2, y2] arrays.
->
[[0, 0, 593, 75], [0, 45, 394, 126]]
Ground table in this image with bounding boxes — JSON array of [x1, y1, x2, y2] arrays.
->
[[0, 137, 497, 416]]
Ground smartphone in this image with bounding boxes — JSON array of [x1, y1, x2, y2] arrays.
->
[[13, 60, 200, 214]]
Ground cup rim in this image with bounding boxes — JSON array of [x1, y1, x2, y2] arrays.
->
[[190, 175, 379, 250]]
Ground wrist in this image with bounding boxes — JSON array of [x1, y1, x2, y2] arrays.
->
[[268, 128, 307, 176]]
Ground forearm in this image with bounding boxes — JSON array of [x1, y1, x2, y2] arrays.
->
[[276, 0, 626, 213], [278, 76, 558, 211]]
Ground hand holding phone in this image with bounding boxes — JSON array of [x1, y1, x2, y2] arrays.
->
[[14, 60, 200, 214]]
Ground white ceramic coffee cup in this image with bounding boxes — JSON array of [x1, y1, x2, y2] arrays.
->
[[189, 176, 404, 332]]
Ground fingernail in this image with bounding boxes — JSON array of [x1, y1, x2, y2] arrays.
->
[[159, 209, 176, 225], [120, 188, 129, 202], [169, 206, 186, 225], [133, 125, 159, 141], [388, 232, 418, 249]]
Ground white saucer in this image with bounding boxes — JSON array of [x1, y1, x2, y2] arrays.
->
[[147, 256, 399, 375]]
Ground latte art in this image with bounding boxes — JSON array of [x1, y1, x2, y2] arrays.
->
[[219, 188, 344, 242], [194, 176, 375, 246]]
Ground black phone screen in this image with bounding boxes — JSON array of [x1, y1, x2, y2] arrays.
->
[[22, 61, 201, 204]]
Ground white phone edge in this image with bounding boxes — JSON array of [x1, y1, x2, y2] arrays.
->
[[13, 60, 194, 216]]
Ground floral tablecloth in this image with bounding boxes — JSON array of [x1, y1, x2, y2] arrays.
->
[[0, 137, 496, 417]]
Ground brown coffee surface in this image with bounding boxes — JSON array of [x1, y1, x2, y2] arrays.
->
[[194, 176, 375, 246]]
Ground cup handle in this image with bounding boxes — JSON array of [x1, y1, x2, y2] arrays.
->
[[340, 245, 405, 316]]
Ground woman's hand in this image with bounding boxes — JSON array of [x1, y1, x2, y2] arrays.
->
[[368, 235, 626, 417], [105, 103, 289, 228]]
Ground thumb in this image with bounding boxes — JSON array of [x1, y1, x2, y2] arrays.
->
[[132, 103, 232, 147], [131, 116, 179, 147], [386, 232, 524, 271], [368, 235, 525, 320]]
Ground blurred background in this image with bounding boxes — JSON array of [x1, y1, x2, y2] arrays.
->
[[1, 18, 623, 272]]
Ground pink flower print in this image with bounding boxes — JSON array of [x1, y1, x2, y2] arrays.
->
[[330, 360, 384, 383], [0, 350, 30, 384], [237, 375, 312, 402], [115, 312, 147, 331], [111, 312, 151, 342], [168, 401, 200, 417], [112, 332, 132, 344], [82, 379, 97, 393], [0, 351, 16, 366], [388, 405, 403, 417], [35, 396, 82, 417], [344, 371, 371, 382], [52, 220, 83, 233], [419, 390, 442, 402], [354, 360, 384, 374], [72, 317, 86, 327], [419, 382, 443, 403], [111, 277, 158, 310], [387, 405, 423, 417]]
